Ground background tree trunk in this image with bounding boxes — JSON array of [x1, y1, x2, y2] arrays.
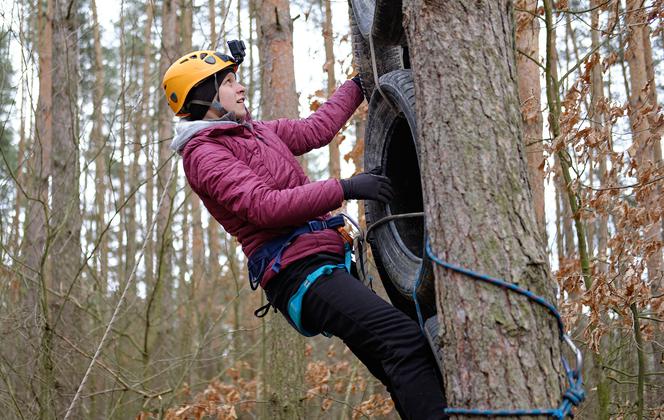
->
[[323, 0, 340, 179], [51, 0, 82, 414], [256, 0, 305, 417], [515, 0, 545, 242], [147, 0, 178, 373], [26, 0, 55, 416], [404, 0, 565, 411], [91, 0, 107, 294], [625, 0, 661, 283]]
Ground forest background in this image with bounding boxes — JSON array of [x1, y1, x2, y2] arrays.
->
[[0, 0, 663, 419]]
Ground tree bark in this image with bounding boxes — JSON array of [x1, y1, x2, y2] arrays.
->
[[23, 0, 53, 297], [256, 1, 305, 417], [590, 1, 608, 275], [404, 0, 565, 411], [27, 3, 55, 417], [209, 0, 217, 49], [515, 0, 545, 242], [51, 0, 81, 414], [91, 0, 108, 292], [589, 3, 611, 416]]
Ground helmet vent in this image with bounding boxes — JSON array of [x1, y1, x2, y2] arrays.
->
[[200, 52, 208, 59], [204, 55, 216, 64], [190, 54, 197, 59], [179, 59, 188, 64], [170, 92, 178, 103]]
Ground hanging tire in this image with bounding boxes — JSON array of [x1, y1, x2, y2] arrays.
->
[[364, 69, 436, 319], [349, 0, 405, 46], [424, 316, 445, 375], [348, 1, 403, 101], [373, 0, 405, 46]]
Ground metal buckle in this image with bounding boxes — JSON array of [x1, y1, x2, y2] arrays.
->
[[563, 334, 584, 375]]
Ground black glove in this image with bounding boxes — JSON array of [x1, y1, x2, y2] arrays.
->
[[340, 167, 394, 203], [351, 74, 362, 89]]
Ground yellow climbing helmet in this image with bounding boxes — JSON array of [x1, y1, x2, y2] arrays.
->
[[162, 50, 239, 116]]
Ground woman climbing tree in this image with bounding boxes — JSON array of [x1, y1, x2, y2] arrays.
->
[[161, 41, 447, 419]]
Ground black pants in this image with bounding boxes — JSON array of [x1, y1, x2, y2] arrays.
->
[[265, 253, 447, 420]]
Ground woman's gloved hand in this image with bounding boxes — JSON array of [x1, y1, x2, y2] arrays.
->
[[351, 74, 362, 89], [340, 167, 394, 203]]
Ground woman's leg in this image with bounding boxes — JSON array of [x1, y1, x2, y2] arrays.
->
[[300, 269, 447, 420], [341, 337, 409, 419]]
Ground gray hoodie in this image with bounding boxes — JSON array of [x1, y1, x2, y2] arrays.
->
[[170, 113, 252, 154]]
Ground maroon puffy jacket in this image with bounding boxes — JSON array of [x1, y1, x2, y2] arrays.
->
[[179, 80, 363, 287]]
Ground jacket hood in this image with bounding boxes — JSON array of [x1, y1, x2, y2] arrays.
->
[[170, 109, 254, 153]]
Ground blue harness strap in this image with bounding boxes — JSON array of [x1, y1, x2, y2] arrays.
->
[[287, 244, 352, 337], [248, 215, 352, 337], [247, 215, 346, 290]]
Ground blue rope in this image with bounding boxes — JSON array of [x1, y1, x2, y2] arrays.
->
[[418, 240, 585, 419], [413, 265, 425, 331]]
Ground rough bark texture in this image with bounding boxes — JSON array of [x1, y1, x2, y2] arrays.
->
[[403, 0, 564, 411], [51, 0, 81, 415], [23, 0, 52, 291], [25, 1, 55, 417], [515, 0, 545, 243], [257, 1, 299, 121], [209, 0, 217, 49], [256, 1, 305, 418]]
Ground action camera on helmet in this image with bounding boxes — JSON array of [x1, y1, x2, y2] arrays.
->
[[227, 40, 246, 65]]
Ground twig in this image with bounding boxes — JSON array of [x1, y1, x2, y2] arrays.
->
[[581, 174, 664, 191], [637, 316, 664, 323]]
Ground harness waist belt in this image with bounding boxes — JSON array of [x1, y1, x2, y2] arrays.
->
[[247, 215, 346, 290]]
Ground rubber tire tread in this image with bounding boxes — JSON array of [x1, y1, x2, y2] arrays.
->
[[373, 0, 405, 46], [364, 69, 436, 319], [348, 1, 402, 101]]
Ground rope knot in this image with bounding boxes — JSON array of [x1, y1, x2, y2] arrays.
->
[[563, 387, 586, 406]]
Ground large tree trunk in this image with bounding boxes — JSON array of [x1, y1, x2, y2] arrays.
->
[[515, 0, 545, 242], [404, 0, 565, 411], [256, 1, 305, 417]]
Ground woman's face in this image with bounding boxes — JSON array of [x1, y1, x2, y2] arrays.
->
[[212, 71, 247, 119]]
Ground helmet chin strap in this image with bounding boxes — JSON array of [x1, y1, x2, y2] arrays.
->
[[187, 71, 236, 118], [210, 100, 226, 114]]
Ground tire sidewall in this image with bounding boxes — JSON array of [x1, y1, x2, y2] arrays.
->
[[365, 70, 435, 315]]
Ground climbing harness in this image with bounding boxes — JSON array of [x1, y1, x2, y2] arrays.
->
[[287, 242, 352, 337], [365, 212, 585, 418], [249, 213, 363, 337], [247, 214, 347, 290]]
